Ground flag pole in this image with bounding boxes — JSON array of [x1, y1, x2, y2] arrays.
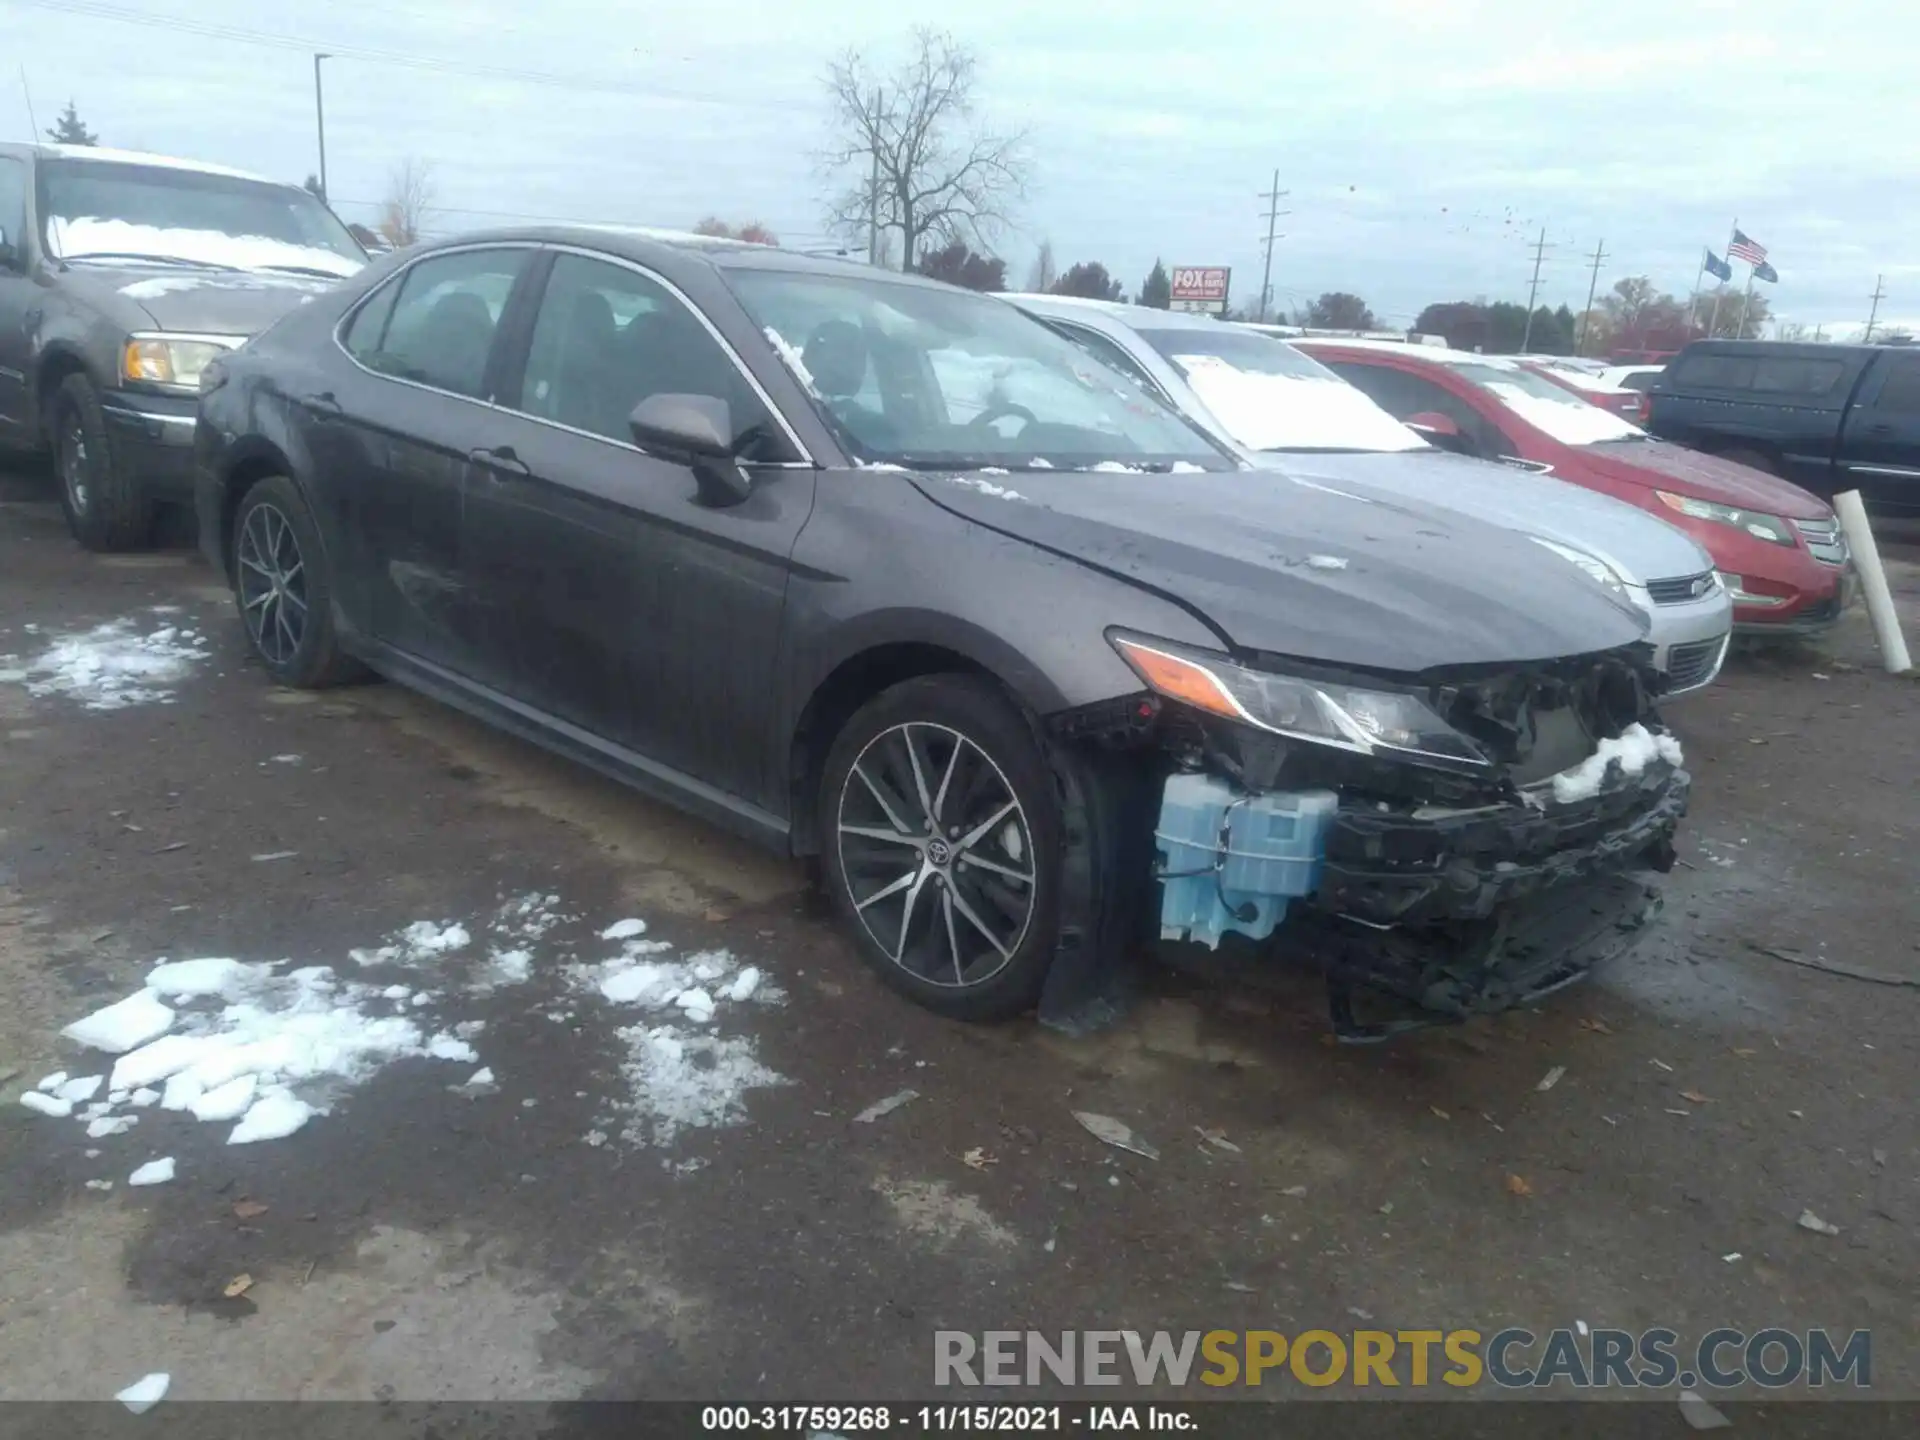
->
[[1738, 263, 1756, 338], [1686, 249, 1708, 333]]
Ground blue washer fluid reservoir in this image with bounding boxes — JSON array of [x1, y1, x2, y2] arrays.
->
[[1154, 772, 1339, 949]]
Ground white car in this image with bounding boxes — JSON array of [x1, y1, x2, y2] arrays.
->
[[1004, 294, 1733, 695]]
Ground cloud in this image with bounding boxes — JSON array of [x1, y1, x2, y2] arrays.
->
[[7, 0, 1915, 324]]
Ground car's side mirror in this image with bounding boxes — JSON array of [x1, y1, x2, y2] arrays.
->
[[1404, 410, 1476, 456], [628, 393, 751, 507]]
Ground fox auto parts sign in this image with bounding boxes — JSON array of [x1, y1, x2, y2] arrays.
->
[[1170, 266, 1230, 314]]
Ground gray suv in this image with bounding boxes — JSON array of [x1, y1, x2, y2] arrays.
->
[[0, 143, 364, 549]]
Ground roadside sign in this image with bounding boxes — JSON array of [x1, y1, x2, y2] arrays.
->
[[1170, 266, 1230, 315]]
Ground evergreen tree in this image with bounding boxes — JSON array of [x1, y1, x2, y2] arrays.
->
[[46, 100, 99, 146]]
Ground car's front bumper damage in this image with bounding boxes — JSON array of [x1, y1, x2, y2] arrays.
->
[[1039, 657, 1690, 1042]]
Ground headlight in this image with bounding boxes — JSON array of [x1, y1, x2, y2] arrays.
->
[[1529, 537, 1629, 599], [1655, 490, 1795, 547], [1110, 633, 1490, 770], [122, 333, 242, 392]]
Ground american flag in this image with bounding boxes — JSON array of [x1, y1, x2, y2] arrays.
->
[[1729, 229, 1768, 266]]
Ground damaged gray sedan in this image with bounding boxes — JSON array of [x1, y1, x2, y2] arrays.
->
[[194, 230, 1686, 1040]]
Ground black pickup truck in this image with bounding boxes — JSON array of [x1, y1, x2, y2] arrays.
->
[[1646, 340, 1920, 516]]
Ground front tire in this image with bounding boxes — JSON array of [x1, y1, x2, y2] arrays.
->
[[51, 373, 153, 551], [230, 475, 360, 688], [819, 675, 1062, 1021]]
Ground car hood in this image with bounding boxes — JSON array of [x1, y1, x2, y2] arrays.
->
[[905, 467, 1650, 675], [1251, 449, 1715, 586], [1576, 438, 1832, 520], [61, 263, 343, 338]]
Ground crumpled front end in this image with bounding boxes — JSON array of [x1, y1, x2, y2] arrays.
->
[[1046, 641, 1687, 1040]]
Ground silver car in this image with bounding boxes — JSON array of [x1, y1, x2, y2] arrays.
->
[[1007, 294, 1733, 694]]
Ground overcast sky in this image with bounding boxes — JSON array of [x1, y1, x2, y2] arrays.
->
[[8, 0, 1918, 336]]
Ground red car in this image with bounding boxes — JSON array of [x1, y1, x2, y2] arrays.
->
[[1522, 361, 1646, 424], [1297, 341, 1851, 635]]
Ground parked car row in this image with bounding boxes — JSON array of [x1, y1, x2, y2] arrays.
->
[[0, 142, 1849, 1040]]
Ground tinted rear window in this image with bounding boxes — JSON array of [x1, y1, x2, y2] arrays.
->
[[1669, 352, 1846, 396]]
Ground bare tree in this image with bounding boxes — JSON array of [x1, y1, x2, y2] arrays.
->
[[822, 29, 1028, 270], [378, 158, 436, 248], [1024, 238, 1056, 293], [693, 216, 780, 245]]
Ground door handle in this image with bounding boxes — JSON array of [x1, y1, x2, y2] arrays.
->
[[306, 390, 343, 416], [468, 444, 530, 476], [1867, 422, 1894, 436]]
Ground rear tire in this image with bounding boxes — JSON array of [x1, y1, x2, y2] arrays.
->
[[51, 373, 153, 551], [818, 675, 1062, 1022], [230, 475, 362, 688]]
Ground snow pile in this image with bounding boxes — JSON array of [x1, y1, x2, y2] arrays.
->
[[31, 955, 483, 1156], [1170, 353, 1426, 454], [937, 475, 1026, 502], [763, 327, 817, 392], [49, 218, 362, 278], [574, 936, 787, 1148], [350, 894, 571, 993], [5, 615, 211, 710], [1549, 724, 1685, 804]]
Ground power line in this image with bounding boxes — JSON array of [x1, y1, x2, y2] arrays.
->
[[8, 0, 812, 111]]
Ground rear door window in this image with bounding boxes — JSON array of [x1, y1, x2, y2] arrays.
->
[[1869, 355, 1920, 413], [0, 156, 26, 253], [512, 252, 779, 455], [1323, 361, 1508, 457], [1670, 352, 1845, 396], [354, 247, 530, 399]]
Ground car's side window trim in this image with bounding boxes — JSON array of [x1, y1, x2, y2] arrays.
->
[[330, 241, 537, 411], [467, 242, 815, 468]]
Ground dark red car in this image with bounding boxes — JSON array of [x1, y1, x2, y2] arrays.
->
[[1298, 341, 1851, 635], [1522, 361, 1647, 424]]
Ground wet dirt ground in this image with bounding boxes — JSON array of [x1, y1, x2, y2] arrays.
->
[[1, 469, 1915, 1419]]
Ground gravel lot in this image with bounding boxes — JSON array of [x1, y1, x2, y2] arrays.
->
[[1, 465, 1915, 1418]]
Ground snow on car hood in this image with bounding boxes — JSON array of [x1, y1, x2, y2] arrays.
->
[[907, 467, 1649, 674], [48, 218, 363, 279], [1167, 352, 1427, 453], [59, 261, 346, 337], [1251, 449, 1716, 587], [1578, 438, 1834, 520]]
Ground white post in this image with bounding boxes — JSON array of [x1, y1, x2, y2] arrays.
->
[[1832, 489, 1912, 674]]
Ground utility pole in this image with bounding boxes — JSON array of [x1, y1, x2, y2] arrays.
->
[[866, 88, 883, 267], [313, 53, 330, 201], [1865, 274, 1886, 342], [1256, 170, 1289, 322], [1520, 226, 1552, 351], [1576, 237, 1607, 355]]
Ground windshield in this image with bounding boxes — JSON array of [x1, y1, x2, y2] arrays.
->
[[1134, 327, 1426, 453], [1450, 360, 1644, 446], [725, 269, 1231, 472], [41, 160, 365, 277]]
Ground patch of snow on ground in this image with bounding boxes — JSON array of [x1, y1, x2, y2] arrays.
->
[[8, 615, 211, 710], [128, 1157, 174, 1187], [572, 937, 787, 1149], [1549, 724, 1684, 804], [62, 990, 175, 1054], [615, 1028, 789, 1147], [37, 948, 487, 1156], [115, 1372, 170, 1414]]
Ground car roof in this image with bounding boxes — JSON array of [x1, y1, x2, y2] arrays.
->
[[1295, 336, 1519, 369], [416, 224, 963, 291], [0, 141, 279, 184], [1677, 339, 1878, 359], [1002, 292, 1233, 332]]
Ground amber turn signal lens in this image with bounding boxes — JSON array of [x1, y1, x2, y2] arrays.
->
[[1111, 637, 1245, 722]]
